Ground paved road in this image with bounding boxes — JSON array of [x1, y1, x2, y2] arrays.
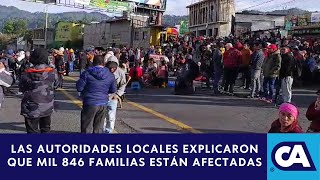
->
[[1, 72, 318, 134]]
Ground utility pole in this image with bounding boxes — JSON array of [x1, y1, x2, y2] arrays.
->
[[44, 5, 48, 49]]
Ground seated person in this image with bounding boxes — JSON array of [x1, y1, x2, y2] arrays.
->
[[268, 103, 303, 133], [128, 62, 143, 86], [155, 60, 168, 88], [174, 55, 200, 95]]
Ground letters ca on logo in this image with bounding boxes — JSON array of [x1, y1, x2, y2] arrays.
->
[[271, 142, 316, 171]]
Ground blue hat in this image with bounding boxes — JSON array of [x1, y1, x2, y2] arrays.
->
[[7, 49, 14, 55]]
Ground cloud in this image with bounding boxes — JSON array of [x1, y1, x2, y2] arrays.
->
[[165, 0, 191, 15]]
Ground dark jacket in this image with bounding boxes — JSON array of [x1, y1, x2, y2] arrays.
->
[[79, 54, 87, 70], [54, 55, 64, 73], [268, 119, 303, 133], [176, 60, 200, 82], [280, 53, 295, 78], [306, 102, 320, 131], [211, 48, 223, 71], [76, 66, 116, 106], [20, 64, 58, 118], [250, 49, 265, 70]]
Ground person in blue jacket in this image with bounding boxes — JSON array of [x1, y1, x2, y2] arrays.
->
[[76, 55, 116, 134]]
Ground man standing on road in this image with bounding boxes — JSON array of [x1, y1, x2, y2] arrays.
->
[[240, 43, 252, 90], [77, 55, 116, 134], [20, 48, 58, 133], [223, 43, 242, 95], [104, 56, 127, 134], [248, 42, 265, 98], [261, 44, 281, 103], [279, 47, 295, 103], [211, 43, 223, 94]]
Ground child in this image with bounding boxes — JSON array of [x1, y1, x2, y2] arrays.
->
[[156, 60, 168, 88], [268, 103, 303, 133]]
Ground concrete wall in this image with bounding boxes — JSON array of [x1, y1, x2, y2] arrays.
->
[[84, 23, 112, 49], [235, 14, 286, 34], [133, 27, 151, 49], [110, 21, 131, 47]]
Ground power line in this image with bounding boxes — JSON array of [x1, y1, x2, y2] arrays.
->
[[255, 0, 297, 11], [238, 0, 276, 11]]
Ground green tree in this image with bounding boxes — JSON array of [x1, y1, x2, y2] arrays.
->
[[13, 19, 27, 35], [3, 20, 14, 34]]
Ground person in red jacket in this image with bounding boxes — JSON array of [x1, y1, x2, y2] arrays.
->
[[306, 90, 320, 133], [269, 103, 303, 133], [128, 62, 143, 86], [223, 43, 242, 95]]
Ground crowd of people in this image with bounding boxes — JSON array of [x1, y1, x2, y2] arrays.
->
[[0, 32, 320, 134]]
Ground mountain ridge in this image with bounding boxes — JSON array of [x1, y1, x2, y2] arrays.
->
[[0, 5, 313, 32]]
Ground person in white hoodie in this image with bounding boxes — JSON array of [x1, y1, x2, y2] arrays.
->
[[104, 51, 114, 64], [0, 59, 13, 109], [104, 56, 127, 133]]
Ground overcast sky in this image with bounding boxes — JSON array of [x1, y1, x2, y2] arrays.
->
[[0, 0, 318, 16]]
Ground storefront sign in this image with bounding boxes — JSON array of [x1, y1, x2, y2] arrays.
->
[[311, 13, 320, 23], [90, 0, 130, 12]]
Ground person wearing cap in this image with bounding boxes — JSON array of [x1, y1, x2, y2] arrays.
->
[[268, 103, 303, 133], [20, 48, 58, 133], [77, 55, 116, 134], [69, 49, 75, 73], [6, 49, 16, 72], [261, 44, 281, 103], [104, 56, 127, 133], [306, 90, 320, 133]]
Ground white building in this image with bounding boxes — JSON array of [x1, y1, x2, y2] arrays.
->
[[234, 13, 286, 37]]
